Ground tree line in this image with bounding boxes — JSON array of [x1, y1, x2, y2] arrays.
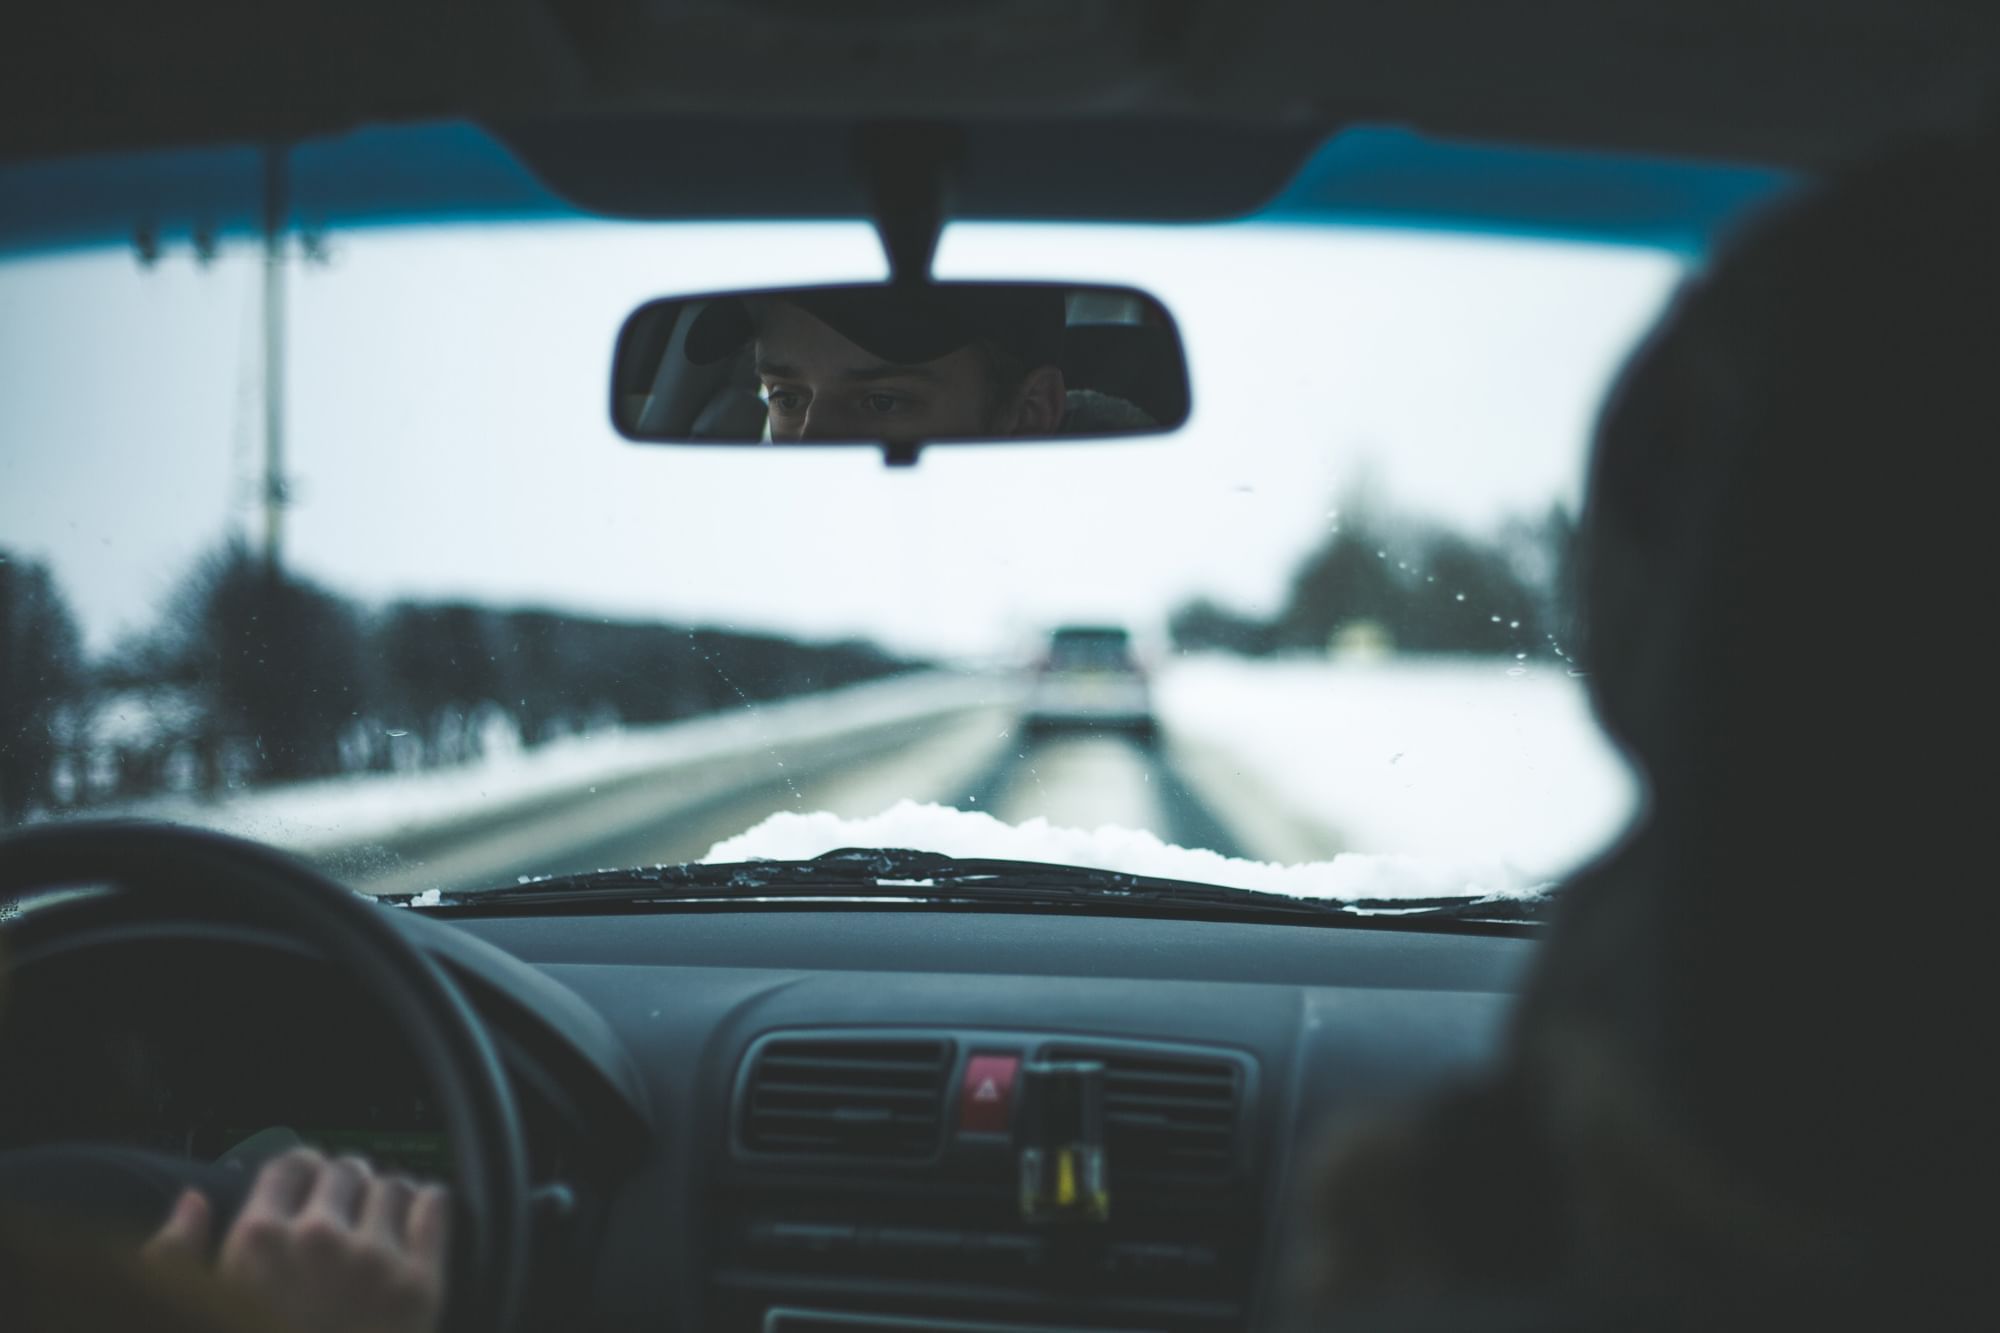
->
[[1, 540, 916, 821], [1170, 491, 1581, 662]]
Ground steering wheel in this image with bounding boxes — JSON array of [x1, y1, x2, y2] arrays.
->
[[0, 820, 530, 1333]]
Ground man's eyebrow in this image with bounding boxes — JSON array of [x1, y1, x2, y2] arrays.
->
[[755, 359, 800, 380]]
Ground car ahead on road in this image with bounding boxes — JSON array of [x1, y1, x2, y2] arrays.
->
[[1022, 625, 1155, 743], [0, 5, 1986, 1333]]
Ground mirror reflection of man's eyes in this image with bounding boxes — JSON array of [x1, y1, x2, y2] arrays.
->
[[760, 379, 926, 421], [752, 300, 1040, 443]]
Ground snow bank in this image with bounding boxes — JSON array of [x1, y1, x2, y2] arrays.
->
[[93, 671, 1010, 854], [703, 798, 1549, 901], [1155, 655, 1639, 881]]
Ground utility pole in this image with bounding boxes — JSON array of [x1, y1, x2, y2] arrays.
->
[[260, 143, 289, 578]]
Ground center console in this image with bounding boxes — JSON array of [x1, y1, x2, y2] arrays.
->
[[705, 1029, 1264, 1333]]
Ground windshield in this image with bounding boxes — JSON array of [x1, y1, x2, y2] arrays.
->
[[0, 197, 1674, 906]]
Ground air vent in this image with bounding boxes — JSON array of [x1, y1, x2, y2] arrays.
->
[[741, 1037, 955, 1159], [1042, 1045, 1242, 1181]]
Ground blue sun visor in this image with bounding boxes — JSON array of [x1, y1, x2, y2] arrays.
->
[[0, 119, 1800, 260]]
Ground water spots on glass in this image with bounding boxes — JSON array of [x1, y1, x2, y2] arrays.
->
[[685, 628, 802, 805]]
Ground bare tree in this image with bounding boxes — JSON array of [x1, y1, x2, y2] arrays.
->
[[0, 551, 87, 819]]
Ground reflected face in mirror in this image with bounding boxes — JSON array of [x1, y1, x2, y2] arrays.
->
[[611, 281, 1189, 448], [752, 299, 1068, 442]]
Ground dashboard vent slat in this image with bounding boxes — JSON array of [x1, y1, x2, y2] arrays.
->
[[741, 1037, 954, 1160], [1043, 1044, 1244, 1183]]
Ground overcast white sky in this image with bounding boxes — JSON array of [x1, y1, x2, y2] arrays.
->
[[0, 219, 1682, 660]]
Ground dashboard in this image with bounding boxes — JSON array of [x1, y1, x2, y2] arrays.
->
[[0, 899, 1535, 1332]]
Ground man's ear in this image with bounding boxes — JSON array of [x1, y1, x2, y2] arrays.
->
[[1006, 366, 1067, 436]]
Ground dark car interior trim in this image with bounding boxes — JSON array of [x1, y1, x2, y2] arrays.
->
[[3, 897, 1530, 1331]]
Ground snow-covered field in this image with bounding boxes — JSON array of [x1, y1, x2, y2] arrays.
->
[[1154, 655, 1641, 883]]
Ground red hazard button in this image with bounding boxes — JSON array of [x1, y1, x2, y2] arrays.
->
[[958, 1054, 1020, 1135]]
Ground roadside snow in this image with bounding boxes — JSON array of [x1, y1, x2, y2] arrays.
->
[[1155, 655, 1638, 881], [89, 671, 1010, 855], [705, 654, 1638, 900], [703, 798, 1549, 901]]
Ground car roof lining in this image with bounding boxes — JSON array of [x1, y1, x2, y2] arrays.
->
[[6, 1, 1998, 169], [2, 1, 1990, 257]]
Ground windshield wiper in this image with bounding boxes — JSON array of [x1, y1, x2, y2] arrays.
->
[[406, 847, 1548, 925]]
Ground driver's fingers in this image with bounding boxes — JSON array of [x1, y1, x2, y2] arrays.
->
[[242, 1147, 324, 1222], [359, 1172, 418, 1246], [407, 1183, 450, 1270], [140, 1188, 213, 1267], [301, 1154, 372, 1228]]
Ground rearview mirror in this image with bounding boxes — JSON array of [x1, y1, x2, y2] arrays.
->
[[610, 282, 1190, 463]]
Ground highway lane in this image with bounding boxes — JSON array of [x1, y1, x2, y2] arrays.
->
[[957, 734, 1248, 860], [334, 709, 1319, 896]]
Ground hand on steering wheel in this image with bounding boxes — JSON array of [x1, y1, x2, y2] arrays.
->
[[0, 821, 530, 1333], [143, 1148, 449, 1333]]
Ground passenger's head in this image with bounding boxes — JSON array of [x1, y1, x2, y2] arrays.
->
[[1540, 133, 1998, 1319], [749, 287, 1067, 441], [1297, 135, 1998, 1332], [1580, 136, 1998, 852]]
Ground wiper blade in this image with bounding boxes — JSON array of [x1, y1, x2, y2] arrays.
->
[[412, 847, 1547, 924]]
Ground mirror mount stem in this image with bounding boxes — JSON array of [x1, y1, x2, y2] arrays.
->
[[855, 122, 960, 287], [856, 123, 957, 466]]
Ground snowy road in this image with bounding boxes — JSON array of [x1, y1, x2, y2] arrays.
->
[[202, 654, 1631, 898], [326, 704, 1264, 892], [330, 710, 1269, 896]]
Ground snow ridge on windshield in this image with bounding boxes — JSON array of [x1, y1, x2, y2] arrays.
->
[[705, 799, 1550, 903]]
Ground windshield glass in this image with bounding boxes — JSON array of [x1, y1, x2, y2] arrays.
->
[[0, 202, 1675, 905]]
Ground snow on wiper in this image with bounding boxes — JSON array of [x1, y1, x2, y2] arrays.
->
[[405, 847, 1547, 923], [416, 847, 1320, 912]]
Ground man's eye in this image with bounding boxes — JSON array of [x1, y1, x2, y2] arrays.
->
[[863, 392, 908, 414], [765, 387, 805, 412]]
